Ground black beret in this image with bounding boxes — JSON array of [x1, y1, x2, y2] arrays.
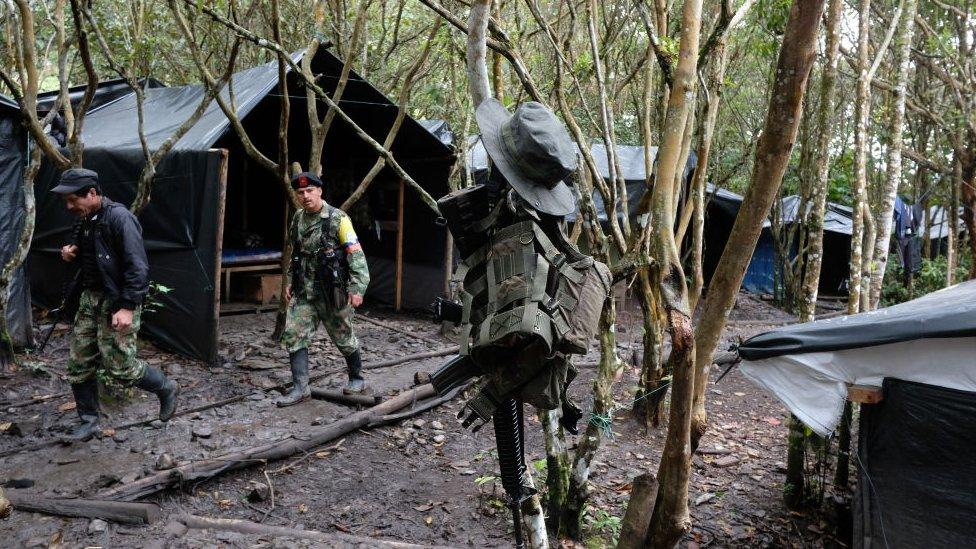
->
[[290, 172, 323, 190]]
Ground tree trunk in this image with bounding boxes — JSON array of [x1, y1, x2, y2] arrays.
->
[[785, 0, 843, 502], [559, 302, 619, 540], [960, 145, 976, 279], [0, 148, 39, 366], [466, 0, 492, 108], [633, 271, 666, 430], [540, 408, 570, 532], [640, 0, 703, 544], [833, 401, 853, 489], [849, 0, 872, 315], [868, 0, 918, 308], [690, 0, 827, 452], [784, 414, 806, 508]]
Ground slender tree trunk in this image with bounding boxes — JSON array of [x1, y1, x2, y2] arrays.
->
[[785, 0, 843, 503], [559, 302, 619, 539], [868, 0, 918, 308], [686, 32, 733, 311], [690, 0, 827, 452], [833, 401, 853, 489], [539, 408, 570, 532], [849, 0, 872, 315], [784, 414, 806, 508], [960, 145, 976, 279], [633, 270, 666, 430], [947, 160, 959, 285], [636, 0, 704, 544], [0, 148, 39, 366]]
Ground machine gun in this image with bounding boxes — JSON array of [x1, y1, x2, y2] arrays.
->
[[428, 353, 532, 548], [37, 270, 81, 352]]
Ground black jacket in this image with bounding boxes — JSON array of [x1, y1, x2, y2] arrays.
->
[[72, 197, 149, 313]]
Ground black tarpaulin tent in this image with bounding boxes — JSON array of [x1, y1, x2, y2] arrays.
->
[[738, 280, 976, 548], [0, 94, 32, 347], [29, 49, 455, 363], [35, 77, 166, 114]]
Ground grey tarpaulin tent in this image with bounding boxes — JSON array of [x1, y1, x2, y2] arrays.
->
[[30, 49, 455, 363], [738, 280, 976, 548], [0, 94, 32, 347]]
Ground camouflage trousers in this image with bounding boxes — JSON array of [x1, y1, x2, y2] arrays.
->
[[66, 289, 147, 387], [281, 295, 359, 356]]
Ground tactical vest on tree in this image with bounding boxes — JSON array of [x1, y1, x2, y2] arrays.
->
[[445, 190, 611, 428]]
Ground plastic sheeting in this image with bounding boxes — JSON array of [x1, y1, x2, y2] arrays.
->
[[740, 279, 976, 359], [739, 280, 976, 435], [30, 149, 225, 363], [0, 102, 32, 347], [78, 62, 286, 150], [777, 195, 853, 235], [36, 78, 165, 114], [855, 378, 976, 548]]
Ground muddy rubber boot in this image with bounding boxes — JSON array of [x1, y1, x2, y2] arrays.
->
[[136, 366, 180, 421], [64, 378, 100, 442], [343, 350, 366, 395], [277, 348, 311, 407]]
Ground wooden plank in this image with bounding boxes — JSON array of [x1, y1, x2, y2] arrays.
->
[[848, 384, 883, 404]]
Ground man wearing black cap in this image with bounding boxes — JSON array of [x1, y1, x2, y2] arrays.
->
[[53, 168, 180, 442], [278, 172, 370, 406]]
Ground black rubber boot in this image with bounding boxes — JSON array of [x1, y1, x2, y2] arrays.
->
[[343, 350, 366, 395], [64, 379, 100, 442], [136, 366, 180, 421], [277, 348, 311, 407]]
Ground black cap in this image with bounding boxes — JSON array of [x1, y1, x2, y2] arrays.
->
[[290, 172, 323, 190], [51, 168, 99, 194]]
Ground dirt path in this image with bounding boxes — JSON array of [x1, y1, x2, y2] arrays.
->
[[1, 294, 839, 548]]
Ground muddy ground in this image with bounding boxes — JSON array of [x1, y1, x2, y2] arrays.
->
[[1, 292, 846, 548]]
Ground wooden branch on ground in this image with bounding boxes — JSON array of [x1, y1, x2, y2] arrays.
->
[[356, 315, 446, 346], [97, 384, 442, 501], [6, 494, 161, 524], [175, 514, 452, 548], [310, 388, 380, 407]]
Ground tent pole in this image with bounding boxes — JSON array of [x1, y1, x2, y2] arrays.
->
[[212, 149, 230, 365], [395, 179, 405, 311]]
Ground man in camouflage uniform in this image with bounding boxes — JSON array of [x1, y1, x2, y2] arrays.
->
[[54, 168, 180, 442], [278, 172, 370, 406]]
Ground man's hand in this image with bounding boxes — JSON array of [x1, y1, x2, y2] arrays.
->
[[61, 244, 78, 262], [112, 309, 134, 332], [285, 284, 292, 301], [348, 293, 363, 308]]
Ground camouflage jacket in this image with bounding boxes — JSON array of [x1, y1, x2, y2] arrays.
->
[[285, 203, 370, 299]]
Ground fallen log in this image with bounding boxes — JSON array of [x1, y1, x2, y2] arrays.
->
[[0, 347, 458, 460], [176, 513, 453, 548], [98, 384, 440, 501], [6, 494, 161, 524], [310, 388, 380, 407]]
